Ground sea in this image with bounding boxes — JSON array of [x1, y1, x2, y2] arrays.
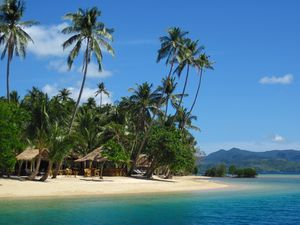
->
[[0, 174, 299, 225]]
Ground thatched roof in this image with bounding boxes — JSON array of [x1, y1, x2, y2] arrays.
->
[[75, 147, 108, 163], [16, 148, 48, 161]]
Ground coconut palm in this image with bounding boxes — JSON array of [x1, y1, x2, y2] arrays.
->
[[188, 53, 213, 115], [128, 28, 188, 175], [0, 0, 38, 101], [62, 7, 114, 132], [174, 38, 203, 109], [9, 90, 20, 104], [157, 27, 188, 77], [128, 82, 161, 132], [158, 77, 183, 118], [175, 106, 199, 132], [95, 82, 109, 106]]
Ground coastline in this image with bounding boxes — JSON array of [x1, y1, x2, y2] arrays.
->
[[0, 175, 230, 199]]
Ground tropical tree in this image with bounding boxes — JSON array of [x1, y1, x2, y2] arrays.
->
[[95, 82, 109, 106], [62, 7, 114, 132], [0, 0, 38, 101], [188, 53, 213, 116], [128, 82, 161, 132], [158, 77, 182, 118], [175, 106, 199, 132], [128, 28, 188, 175], [174, 38, 202, 108]]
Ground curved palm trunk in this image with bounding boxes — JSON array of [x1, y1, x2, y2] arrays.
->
[[188, 68, 203, 115], [128, 62, 175, 176], [68, 40, 90, 133], [6, 56, 11, 102], [177, 64, 190, 109], [40, 161, 52, 181]]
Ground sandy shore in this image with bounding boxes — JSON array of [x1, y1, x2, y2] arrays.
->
[[0, 175, 229, 199]]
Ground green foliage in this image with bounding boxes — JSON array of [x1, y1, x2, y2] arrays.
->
[[235, 168, 257, 178], [146, 126, 195, 174], [205, 164, 226, 177], [228, 165, 237, 176], [0, 101, 28, 175], [102, 139, 129, 166]]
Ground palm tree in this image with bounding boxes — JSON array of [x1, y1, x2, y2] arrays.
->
[[128, 28, 187, 176], [128, 82, 161, 132], [57, 88, 71, 102], [0, 0, 38, 101], [175, 106, 199, 132], [127, 82, 161, 174], [62, 7, 114, 133], [157, 27, 188, 77], [174, 38, 202, 109], [9, 90, 20, 104], [188, 53, 213, 115], [158, 77, 182, 118], [95, 82, 109, 106]]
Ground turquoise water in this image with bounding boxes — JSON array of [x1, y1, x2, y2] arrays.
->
[[0, 175, 300, 225]]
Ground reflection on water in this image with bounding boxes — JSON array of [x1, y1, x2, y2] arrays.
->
[[0, 175, 299, 225]]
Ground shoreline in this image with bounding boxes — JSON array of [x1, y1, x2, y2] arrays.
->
[[0, 175, 231, 200]]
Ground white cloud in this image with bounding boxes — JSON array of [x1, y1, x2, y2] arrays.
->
[[48, 59, 70, 73], [272, 134, 285, 143], [25, 23, 70, 57], [77, 62, 113, 78], [42, 84, 112, 105], [42, 84, 58, 97], [69, 86, 112, 104], [259, 74, 294, 85]]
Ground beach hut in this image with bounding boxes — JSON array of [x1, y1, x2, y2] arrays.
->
[[16, 148, 49, 176], [75, 147, 107, 178]]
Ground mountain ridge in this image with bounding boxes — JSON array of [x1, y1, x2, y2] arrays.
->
[[201, 148, 300, 173]]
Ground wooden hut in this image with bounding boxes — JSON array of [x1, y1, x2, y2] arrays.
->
[[16, 148, 49, 176], [75, 147, 107, 178]]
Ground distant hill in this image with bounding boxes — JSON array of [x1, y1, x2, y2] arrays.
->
[[201, 148, 300, 173]]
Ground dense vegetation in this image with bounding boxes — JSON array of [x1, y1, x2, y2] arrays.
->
[[205, 164, 257, 178], [202, 148, 300, 173], [0, 0, 213, 180]]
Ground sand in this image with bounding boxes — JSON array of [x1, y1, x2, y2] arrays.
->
[[0, 175, 229, 199]]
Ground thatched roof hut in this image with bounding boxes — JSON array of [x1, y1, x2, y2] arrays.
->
[[16, 148, 49, 161], [75, 147, 107, 163]]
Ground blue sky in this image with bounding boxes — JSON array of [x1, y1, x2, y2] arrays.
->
[[0, 0, 299, 154]]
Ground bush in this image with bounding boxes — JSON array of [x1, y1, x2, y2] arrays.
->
[[236, 168, 257, 178], [205, 164, 226, 177]]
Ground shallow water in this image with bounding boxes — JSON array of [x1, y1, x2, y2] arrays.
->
[[0, 175, 299, 225]]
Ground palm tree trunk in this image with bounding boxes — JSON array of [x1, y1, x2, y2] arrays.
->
[[100, 92, 102, 106], [128, 63, 175, 176], [68, 40, 90, 133], [6, 56, 11, 102], [178, 64, 190, 108], [28, 153, 42, 180], [164, 97, 169, 119], [145, 160, 156, 179], [52, 160, 62, 179], [188, 68, 203, 116], [40, 161, 52, 181]]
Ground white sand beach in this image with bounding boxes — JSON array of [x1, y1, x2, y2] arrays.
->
[[0, 176, 229, 198]]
